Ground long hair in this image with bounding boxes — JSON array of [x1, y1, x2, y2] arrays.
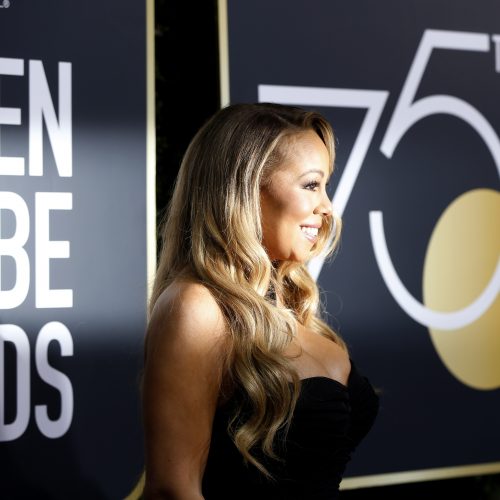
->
[[150, 103, 344, 475]]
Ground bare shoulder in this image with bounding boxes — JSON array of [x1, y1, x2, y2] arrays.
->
[[142, 279, 229, 496], [143, 278, 230, 411], [147, 279, 227, 349], [152, 278, 224, 323]]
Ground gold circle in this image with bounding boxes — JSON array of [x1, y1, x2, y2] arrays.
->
[[423, 189, 500, 390]]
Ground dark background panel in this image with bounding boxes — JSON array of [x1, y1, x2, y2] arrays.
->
[[0, 1, 148, 497]]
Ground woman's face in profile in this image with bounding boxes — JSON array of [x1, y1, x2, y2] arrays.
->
[[260, 130, 332, 263]]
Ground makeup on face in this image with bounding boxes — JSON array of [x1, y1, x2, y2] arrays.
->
[[260, 130, 333, 263]]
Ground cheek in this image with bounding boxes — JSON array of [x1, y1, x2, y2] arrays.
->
[[282, 192, 312, 221], [262, 190, 310, 228], [260, 192, 292, 249], [260, 188, 314, 261]]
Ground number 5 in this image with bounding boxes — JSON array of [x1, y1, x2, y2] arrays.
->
[[372, 29, 500, 330]]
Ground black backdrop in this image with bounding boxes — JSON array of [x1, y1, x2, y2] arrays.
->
[[0, 2, 147, 498]]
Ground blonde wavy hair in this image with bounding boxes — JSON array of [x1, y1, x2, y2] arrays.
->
[[150, 103, 344, 475]]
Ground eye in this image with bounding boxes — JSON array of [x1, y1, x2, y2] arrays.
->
[[303, 181, 320, 191]]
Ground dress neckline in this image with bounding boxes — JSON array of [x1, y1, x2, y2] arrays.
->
[[297, 376, 348, 391]]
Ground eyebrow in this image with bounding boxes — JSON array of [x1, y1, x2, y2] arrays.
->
[[298, 169, 325, 178]]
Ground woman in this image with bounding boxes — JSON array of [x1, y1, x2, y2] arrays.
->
[[142, 103, 379, 499]]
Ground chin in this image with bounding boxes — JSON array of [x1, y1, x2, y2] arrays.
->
[[268, 245, 311, 264], [287, 252, 310, 263]]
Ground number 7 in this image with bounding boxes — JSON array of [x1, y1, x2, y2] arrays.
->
[[258, 84, 388, 279]]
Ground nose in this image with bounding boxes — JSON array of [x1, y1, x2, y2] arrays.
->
[[314, 189, 333, 217]]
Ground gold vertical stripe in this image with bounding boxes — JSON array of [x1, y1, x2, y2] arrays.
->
[[124, 2, 155, 498], [217, 0, 230, 107], [146, 0, 156, 305]]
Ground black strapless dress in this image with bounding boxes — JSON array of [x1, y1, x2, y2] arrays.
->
[[202, 360, 379, 499]]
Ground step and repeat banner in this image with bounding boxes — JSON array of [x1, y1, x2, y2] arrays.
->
[[0, 2, 152, 498], [221, 0, 500, 487]]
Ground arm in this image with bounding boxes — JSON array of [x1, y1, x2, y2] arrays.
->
[[142, 281, 228, 500]]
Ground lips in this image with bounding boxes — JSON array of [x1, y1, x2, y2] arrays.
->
[[300, 226, 319, 241]]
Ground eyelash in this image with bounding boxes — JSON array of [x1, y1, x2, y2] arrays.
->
[[304, 181, 329, 191], [303, 181, 320, 190]]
